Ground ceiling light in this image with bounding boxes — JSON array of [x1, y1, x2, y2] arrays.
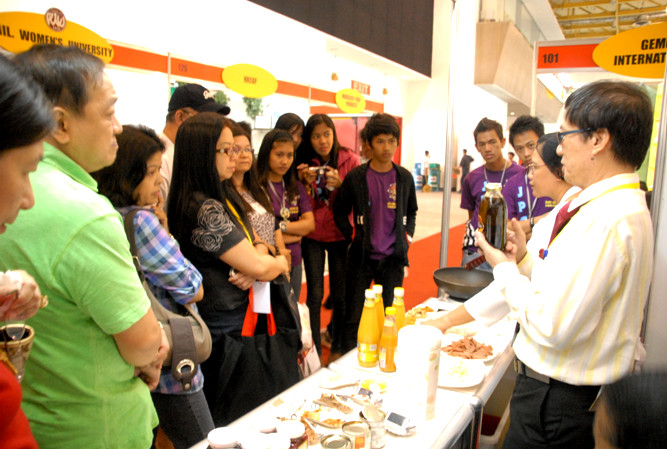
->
[[633, 14, 650, 27]]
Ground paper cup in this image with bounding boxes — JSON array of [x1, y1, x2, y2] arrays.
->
[[1, 324, 34, 381], [395, 325, 442, 421]]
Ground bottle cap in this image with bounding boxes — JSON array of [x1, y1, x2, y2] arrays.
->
[[365, 289, 375, 299], [385, 307, 396, 315], [394, 287, 404, 296], [373, 284, 383, 294]]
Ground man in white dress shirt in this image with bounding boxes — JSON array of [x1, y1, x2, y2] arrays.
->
[[477, 80, 654, 449]]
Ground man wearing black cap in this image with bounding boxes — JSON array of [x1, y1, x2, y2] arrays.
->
[[159, 83, 231, 202]]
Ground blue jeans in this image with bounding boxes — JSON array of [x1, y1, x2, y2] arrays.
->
[[151, 389, 214, 449]]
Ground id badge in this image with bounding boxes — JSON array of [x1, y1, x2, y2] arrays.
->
[[252, 281, 271, 314]]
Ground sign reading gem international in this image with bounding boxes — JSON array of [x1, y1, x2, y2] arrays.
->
[[0, 9, 114, 62], [593, 22, 667, 79], [222, 63, 278, 98], [335, 88, 366, 114]]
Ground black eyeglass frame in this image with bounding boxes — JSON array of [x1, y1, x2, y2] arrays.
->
[[556, 128, 594, 143]]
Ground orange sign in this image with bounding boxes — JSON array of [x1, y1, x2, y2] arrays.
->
[[222, 63, 277, 98], [537, 44, 599, 71], [0, 9, 113, 62], [351, 80, 371, 95], [593, 22, 667, 79], [335, 88, 366, 113]]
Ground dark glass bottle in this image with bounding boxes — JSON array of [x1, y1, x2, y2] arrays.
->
[[478, 183, 507, 250]]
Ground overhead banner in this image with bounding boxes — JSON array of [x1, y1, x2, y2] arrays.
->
[[0, 9, 113, 62], [593, 22, 667, 79], [335, 88, 366, 113], [222, 63, 277, 98]]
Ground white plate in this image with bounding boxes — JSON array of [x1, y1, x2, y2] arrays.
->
[[438, 358, 485, 388], [208, 427, 239, 449], [440, 333, 499, 363]]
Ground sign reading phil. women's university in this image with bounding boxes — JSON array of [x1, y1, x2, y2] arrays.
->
[[222, 63, 278, 98], [335, 88, 366, 114], [593, 22, 667, 79], [0, 9, 113, 62]]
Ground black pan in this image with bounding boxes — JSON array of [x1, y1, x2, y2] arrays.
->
[[433, 267, 494, 301]]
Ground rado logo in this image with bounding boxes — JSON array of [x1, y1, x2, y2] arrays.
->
[[45, 8, 66, 32]]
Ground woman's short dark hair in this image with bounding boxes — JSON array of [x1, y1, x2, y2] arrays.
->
[[13, 44, 105, 116], [274, 113, 305, 134], [564, 80, 653, 170], [94, 125, 164, 207], [598, 371, 667, 449], [361, 113, 401, 144], [296, 114, 341, 168], [536, 133, 564, 180], [228, 121, 273, 214], [0, 54, 54, 153], [256, 129, 299, 202]]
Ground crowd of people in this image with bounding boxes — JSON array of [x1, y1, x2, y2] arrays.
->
[[0, 42, 664, 449], [0, 44, 419, 448]]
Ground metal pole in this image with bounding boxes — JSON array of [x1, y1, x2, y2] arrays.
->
[[438, 0, 460, 297]]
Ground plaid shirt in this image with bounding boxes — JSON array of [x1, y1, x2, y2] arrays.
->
[[119, 207, 204, 394]]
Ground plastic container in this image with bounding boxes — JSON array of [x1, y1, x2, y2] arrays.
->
[[479, 402, 510, 449], [428, 163, 441, 191], [413, 163, 423, 190], [378, 308, 397, 373], [372, 284, 384, 332]]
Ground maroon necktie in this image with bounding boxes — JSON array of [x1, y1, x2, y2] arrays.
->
[[548, 201, 581, 247]]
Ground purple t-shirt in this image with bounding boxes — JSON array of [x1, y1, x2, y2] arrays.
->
[[367, 166, 397, 260], [460, 162, 523, 229], [268, 180, 312, 265], [502, 168, 555, 221]]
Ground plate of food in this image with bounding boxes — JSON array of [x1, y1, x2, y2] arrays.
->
[[441, 334, 498, 362], [438, 357, 485, 388], [405, 305, 437, 325]]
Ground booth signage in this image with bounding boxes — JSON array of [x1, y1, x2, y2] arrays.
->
[[593, 22, 667, 79], [0, 10, 113, 62], [537, 43, 599, 72], [222, 63, 278, 98], [351, 80, 370, 95], [335, 88, 366, 113]]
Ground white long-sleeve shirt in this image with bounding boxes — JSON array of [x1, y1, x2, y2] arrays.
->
[[495, 173, 653, 385]]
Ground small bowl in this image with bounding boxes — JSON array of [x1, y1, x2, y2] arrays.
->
[[207, 427, 238, 449]]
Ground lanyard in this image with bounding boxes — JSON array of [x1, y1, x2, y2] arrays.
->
[[226, 199, 252, 242]]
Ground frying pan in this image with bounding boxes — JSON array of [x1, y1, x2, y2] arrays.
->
[[433, 267, 494, 301]]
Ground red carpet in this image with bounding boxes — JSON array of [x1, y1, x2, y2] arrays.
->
[[298, 224, 466, 363]]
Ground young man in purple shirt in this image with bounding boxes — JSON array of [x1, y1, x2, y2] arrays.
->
[[460, 118, 522, 270], [334, 113, 417, 352], [502, 115, 555, 239]]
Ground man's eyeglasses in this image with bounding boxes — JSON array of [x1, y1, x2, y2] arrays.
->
[[526, 163, 545, 176], [557, 128, 593, 143]]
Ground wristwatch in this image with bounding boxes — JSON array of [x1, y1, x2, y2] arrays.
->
[[280, 221, 288, 233]]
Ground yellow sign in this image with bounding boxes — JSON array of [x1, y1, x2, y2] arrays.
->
[[335, 88, 366, 113], [222, 63, 277, 98], [0, 10, 113, 62], [593, 22, 667, 79]]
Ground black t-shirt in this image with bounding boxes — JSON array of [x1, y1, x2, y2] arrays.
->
[[179, 193, 248, 339]]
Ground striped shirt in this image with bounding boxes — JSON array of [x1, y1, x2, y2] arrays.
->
[[119, 206, 204, 394], [494, 173, 653, 385]]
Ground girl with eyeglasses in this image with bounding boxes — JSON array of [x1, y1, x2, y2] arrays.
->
[[226, 121, 288, 262], [166, 112, 289, 424], [256, 129, 314, 302]]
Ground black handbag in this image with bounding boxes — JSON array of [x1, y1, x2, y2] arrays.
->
[[203, 278, 302, 425], [123, 210, 212, 390]]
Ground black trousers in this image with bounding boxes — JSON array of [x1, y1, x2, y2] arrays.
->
[[502, 372, 599, 449], [342, 253, 405, 352], [301, 237, 348, 354]]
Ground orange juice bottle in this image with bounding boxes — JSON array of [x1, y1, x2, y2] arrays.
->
[[373, 284, 384, 333], [358, 289, 380, 367], [378, 307, 398, 373], [393, 287, 406, 332]]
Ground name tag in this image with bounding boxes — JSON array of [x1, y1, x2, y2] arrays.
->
[[252, 281, 271, 314]]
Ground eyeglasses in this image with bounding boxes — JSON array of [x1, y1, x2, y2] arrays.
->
[[526, 163, 545, 176], [233, 145, 254, 154], [216, 145, 241, 157], [557, 128, 593, 143]]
